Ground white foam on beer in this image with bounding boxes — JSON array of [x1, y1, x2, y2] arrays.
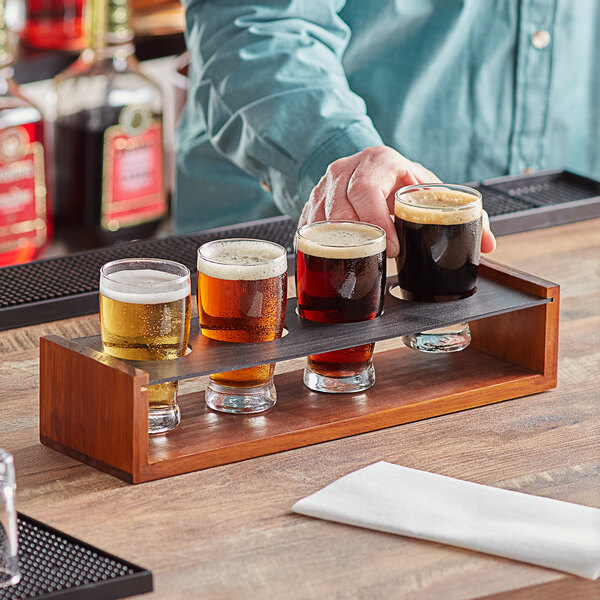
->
[[395, 189, 482, 225], [100, 269, 191, 304], [296, 222, 386, 259], [197, 240, 287, 280]]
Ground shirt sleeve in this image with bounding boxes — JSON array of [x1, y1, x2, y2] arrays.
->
[[182, 0, 383, 218]]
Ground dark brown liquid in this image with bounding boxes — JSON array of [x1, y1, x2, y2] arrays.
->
[[54, 107, 165, 251], [296, 249, 385, 378], [395, 217, 481, 301]]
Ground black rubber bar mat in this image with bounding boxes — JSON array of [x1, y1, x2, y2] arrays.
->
[[0, 513, 152, 600], [0, 169, 597, 331]]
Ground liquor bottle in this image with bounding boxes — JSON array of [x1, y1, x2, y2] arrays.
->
[[22, 0, 85, 51], [53, 0, 167, 251], [0, 0, 51, 266]]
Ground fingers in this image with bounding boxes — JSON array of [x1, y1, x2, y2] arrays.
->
[[345, 154, 404, 256], [480, 210, 496, 253], [408, 160, 442, 184], [299, 155, 360, 227], [300, 147, 444, 258], [345, 148, 434, 257]]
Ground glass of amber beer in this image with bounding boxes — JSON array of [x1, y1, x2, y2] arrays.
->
[[394, 183, 482, 352], [197, 239, 287, 414], [99, 258, 191, 434], [295, 221, 386, 393]]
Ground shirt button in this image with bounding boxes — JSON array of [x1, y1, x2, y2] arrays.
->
[[531, 29, 551, 49], [260, 180, 272, 193]]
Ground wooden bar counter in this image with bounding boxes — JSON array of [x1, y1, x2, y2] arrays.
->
[[1, 219, 599, 599]]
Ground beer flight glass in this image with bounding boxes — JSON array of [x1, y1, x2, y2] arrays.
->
[[0, 450, 20, 589], [295, 221, 386, 393], [394, 183, 483, 352], [197, 239, 288, 414], [99, 258, 191, 434]]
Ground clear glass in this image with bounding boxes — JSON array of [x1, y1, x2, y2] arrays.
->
[[394, 183, 482, 353], [295, 221, 386, 393], [197, 238, 288, 414], [99, 258, 191, 433], [0, 449, 20, 589]]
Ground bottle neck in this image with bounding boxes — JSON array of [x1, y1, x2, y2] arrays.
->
[[86, 0, 134, 57]]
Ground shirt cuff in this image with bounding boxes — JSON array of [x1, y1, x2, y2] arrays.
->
[[296, 122, 384, 214]]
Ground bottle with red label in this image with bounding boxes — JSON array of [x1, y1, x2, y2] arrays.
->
[[22, 0, 86, 51], [0, 0, 52, 266], [53, 0, 167, 251]]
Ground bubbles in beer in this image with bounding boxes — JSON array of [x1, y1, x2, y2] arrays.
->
[[395, 189, 482, 225], [197, 239, 287, 280], [296, 221, 386, 259]]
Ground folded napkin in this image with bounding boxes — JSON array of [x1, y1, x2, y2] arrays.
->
[[292, 461, 600, 579]]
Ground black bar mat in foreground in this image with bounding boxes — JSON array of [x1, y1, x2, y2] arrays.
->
[[0, 513, 152, 600]]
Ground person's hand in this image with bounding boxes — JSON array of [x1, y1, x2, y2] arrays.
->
[[299, 146, 496, 256]]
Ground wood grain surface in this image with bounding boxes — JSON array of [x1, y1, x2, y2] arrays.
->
[[1, 218, 599, 599]]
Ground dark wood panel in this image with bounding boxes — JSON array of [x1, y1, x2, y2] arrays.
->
[[76, 270, 552, 385]]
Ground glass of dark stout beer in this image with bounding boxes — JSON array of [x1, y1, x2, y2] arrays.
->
[[197, 239, 288, 414], [295, 221, 386, 393], [394, 183, 482, 352]]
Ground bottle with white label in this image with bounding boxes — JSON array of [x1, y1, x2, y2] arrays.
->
[[0, 0, 51, 266], [52, 0, 167, 250]]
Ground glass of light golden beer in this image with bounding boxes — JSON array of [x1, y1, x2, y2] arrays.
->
[[99, 258, 191, 434], [295, 221, 386, 393], [394, 183, 482, 352], [197, 239, 287, 414]]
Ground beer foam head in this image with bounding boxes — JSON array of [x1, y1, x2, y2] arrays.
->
[[197, 239, 287, 280], [100, 268, 191, 304], [395, 186, 482, 225], [295, 221, 386, 259]]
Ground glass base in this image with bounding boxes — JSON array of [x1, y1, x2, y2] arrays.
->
[[148, 403, 181, 435], [0, 566, 20, 589], [205, 380, 276, 414], [403, 323, 471, 353], [303, 363, 375, 394]]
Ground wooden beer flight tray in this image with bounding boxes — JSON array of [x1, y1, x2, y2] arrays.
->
[[39, 259, 559, 484]]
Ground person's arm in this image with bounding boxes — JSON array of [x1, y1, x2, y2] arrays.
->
[[183, 0, 495, 255], [183, 1, 382, 211]]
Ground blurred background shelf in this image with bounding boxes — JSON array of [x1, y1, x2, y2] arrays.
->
[[14, 31, 185, 84]]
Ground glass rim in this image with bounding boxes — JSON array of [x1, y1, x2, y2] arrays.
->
[[197, 237, 287, 266], [395, 183, 482, 210], [100, 258, 191, 288], [295, 220, 386, 248]]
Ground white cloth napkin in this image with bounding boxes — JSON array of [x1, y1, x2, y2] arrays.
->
[[292, 461, 600, 579]]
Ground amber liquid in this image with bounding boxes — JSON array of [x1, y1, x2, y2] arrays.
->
[[296, 249, 385, 378], [100, 293, 191, 410], [198, 272, 287, 387]]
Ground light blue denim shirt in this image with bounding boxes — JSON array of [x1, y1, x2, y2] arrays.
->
[[175, 0, 600, 232]]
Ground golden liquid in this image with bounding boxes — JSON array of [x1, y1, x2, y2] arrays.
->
[[100, 294, 191, 408], [197, 272, 286, 388]]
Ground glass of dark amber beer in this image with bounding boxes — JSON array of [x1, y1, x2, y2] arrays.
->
[[394, 183, 482, 352], [197, 239, 287, 414], [295, 221, 386, 393], [100, 258, 192, 434]]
